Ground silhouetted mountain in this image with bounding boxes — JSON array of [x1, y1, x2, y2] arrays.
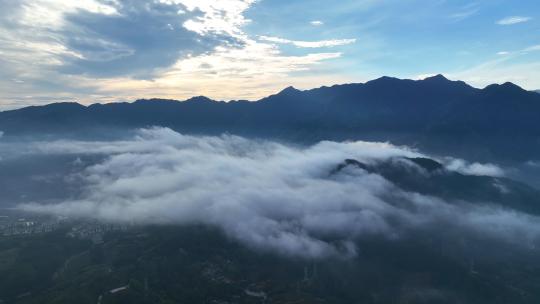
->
[[1, 75, 539, 162], [333, 157, 540, 215]]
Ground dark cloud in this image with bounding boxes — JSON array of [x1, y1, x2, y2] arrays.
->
[[57, 1, 236, 78], [0, 0, 245, 80]]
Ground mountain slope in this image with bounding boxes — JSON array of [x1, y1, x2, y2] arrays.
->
[[333, 157, 540, 215], [1, 75, 539, 162]]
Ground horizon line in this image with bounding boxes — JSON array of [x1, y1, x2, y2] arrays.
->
[[1, 74, 536, 112]]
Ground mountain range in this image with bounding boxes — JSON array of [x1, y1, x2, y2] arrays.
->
[[1, 75, 539, 163]]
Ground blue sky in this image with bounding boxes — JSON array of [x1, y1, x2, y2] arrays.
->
[[0, 0, 538, 109]]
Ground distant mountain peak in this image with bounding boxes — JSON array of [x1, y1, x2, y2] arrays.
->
[[38, 102, 86, 110], [364, 74, 472, 92], [363, 76, 404, 88], [423, 74, 449, 82], [279, 86, 301, 94], [185, 96, 215, 103], [501, 82, 522, 89], [134, 98, 177, 104], [484, 82, 525, 93], [368, 76, 400, 83]]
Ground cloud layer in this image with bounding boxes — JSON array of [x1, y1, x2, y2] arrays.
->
[[0, 0, 354, 107], [19, 128, 540, 259]]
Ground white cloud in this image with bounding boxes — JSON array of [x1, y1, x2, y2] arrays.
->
[[259, 36, 356, 48], [19, 128, 540, 259], [491, 45, 540, 57], [310, 20, 324, 26], [0, 0, 355, 108], [86, 39, 345, 102], [497, 16, 532, 25], [415, 73, 438, 80], [449, 5, 479, 21], [444, 158, 505, 177], [523, 45, 540, 52], [161, 0, 256, 37], [167, 40, 342, 77], [19, 0, 118, 28], [0, 0, 121, 68]]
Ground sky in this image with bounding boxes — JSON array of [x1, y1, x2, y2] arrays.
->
[[0, 0, 538, 109]]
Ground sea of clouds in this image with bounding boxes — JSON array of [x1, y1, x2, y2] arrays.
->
[[16, 127, 540, 258]]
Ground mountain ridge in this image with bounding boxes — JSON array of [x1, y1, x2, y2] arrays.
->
[[1, 75, 539, 163], [1, 74, 530, 111]]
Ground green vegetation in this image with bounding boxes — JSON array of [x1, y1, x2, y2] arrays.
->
[[0, 225, 539, 304]]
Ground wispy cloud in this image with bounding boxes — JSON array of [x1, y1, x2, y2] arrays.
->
[[449, 54, 540, 90], [449, 3, 480, 21], [523, 45, 540, 52], [497, 16, 532, 25], [259, 36, 356, 48], [443, 158, 505, 177], [310, 20, 324, 26]]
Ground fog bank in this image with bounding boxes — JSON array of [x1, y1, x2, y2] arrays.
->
[[18, 128, 539, 258]]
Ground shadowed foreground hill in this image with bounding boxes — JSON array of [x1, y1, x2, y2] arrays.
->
[[1, 75, 539, 162], [333, 157, 540, 215]]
